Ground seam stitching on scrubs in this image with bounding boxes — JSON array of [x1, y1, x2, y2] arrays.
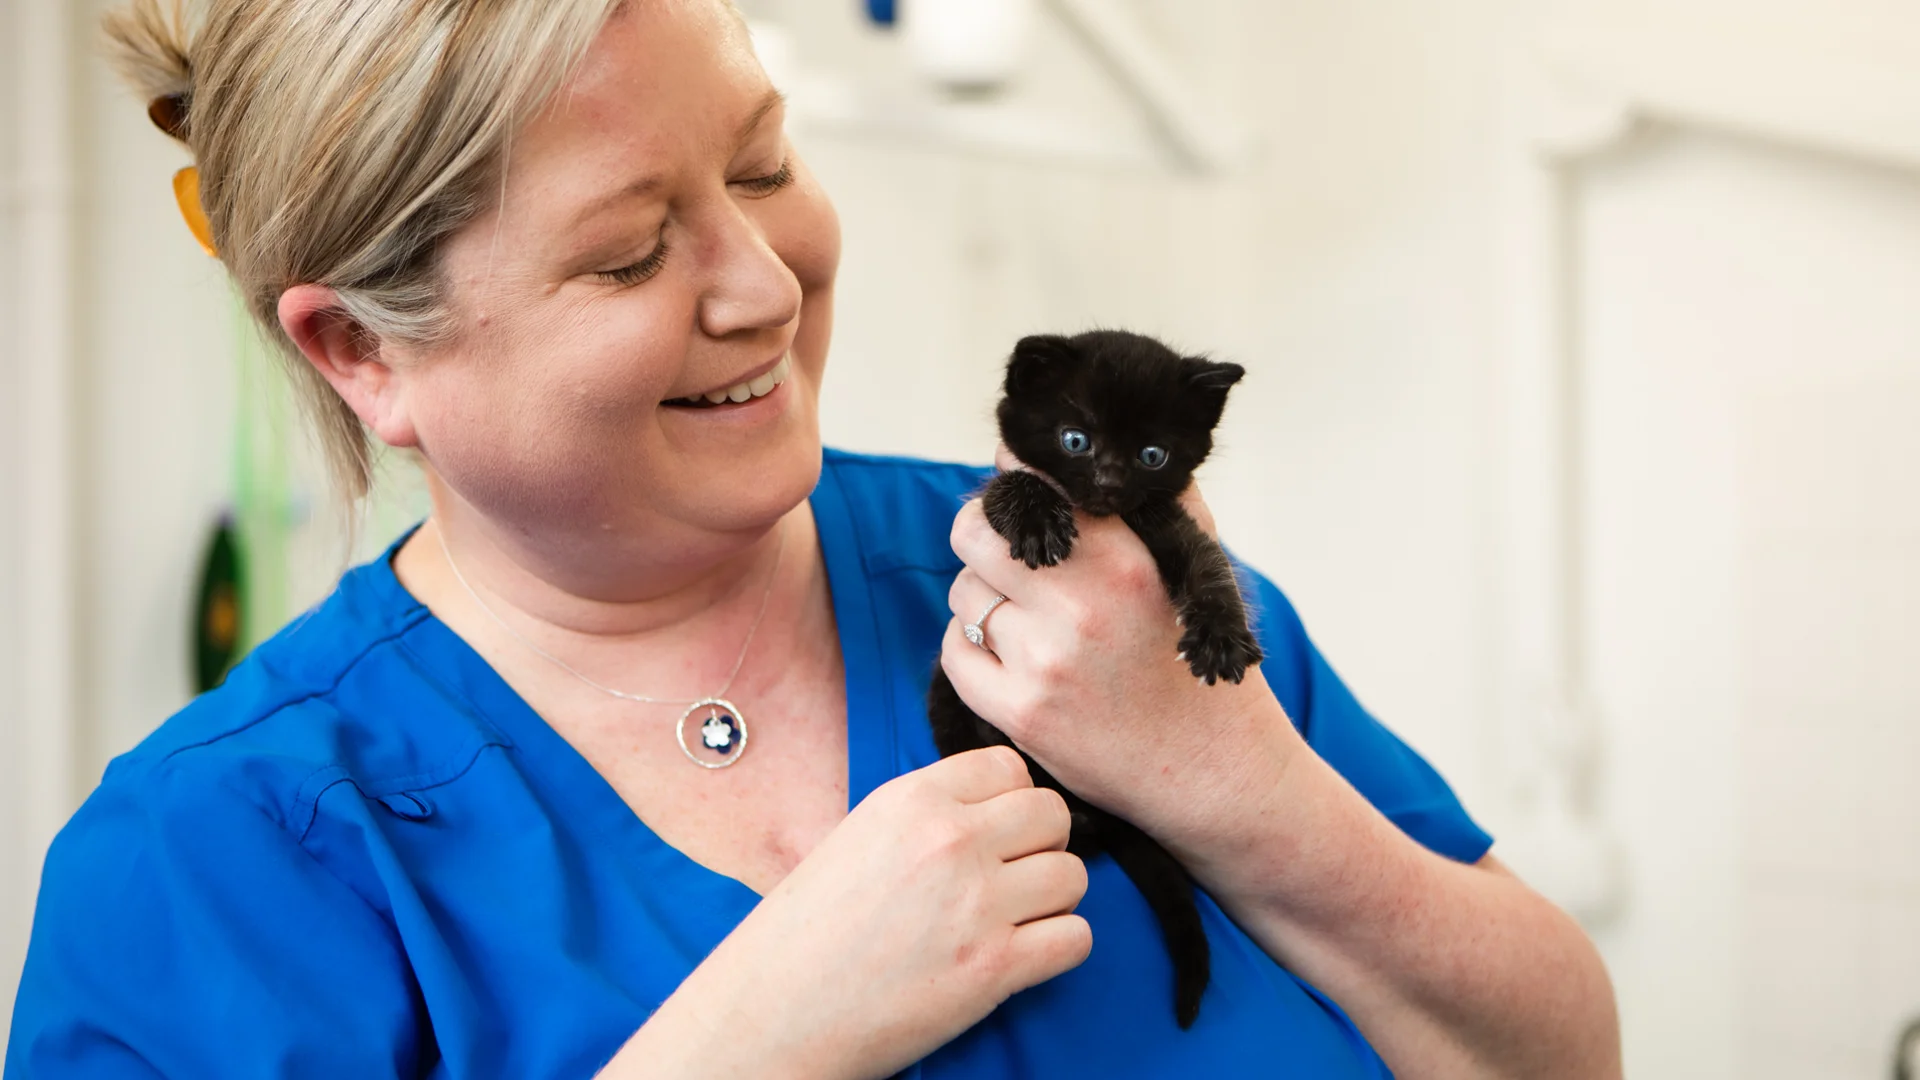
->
[[144, 604, 504, 845], [155, 608, 435, 766], [294, 773, 360, 843], [292, 738, 510, 842], [391, 635, 518, 750], [274, 788, 420, 951], [832, 460, 905, 791]]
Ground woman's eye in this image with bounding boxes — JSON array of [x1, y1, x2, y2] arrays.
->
[[597, 233, 671, 287], [1060, 429, 1092, 455], [1139, 446, 1169, 469], [733, 158, 795, 197]]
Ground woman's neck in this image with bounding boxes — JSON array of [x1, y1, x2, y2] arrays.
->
[[392, 480, 822, 699]]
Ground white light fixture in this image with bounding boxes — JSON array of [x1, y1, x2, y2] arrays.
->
[[762, 0, 1253, 175], [899, 0, 1038, 95]]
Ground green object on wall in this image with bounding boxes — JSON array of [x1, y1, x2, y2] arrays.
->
[[189, 289, 304, 693], [227, 289, 299, 656], [192, 514, 244, 692]]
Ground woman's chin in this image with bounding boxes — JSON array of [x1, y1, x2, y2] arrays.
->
[[655, 391, 822, 530]]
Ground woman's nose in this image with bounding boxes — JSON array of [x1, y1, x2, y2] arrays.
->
[[696, 205, 803, 341]]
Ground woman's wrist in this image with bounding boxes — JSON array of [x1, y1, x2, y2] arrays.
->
[[1147, 673, 1311, 883], [598, 938, 848, 1080]]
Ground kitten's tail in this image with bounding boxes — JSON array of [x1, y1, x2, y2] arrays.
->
[[1102, 817, 1211, 1029]]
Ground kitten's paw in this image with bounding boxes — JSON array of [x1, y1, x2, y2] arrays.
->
[[1179, 617, 1263, 685], [1007, 501, 1078, 568]]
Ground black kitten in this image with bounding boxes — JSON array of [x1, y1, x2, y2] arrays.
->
[[927, 329, 1259, 1030]]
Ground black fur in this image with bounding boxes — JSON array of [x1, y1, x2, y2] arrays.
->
[[927, 329, 1258, 1029]]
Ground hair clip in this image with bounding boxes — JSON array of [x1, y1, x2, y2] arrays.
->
[[147, 93, 190, 141], [147, 94, 216, 257], [171, 166, 217, 257]]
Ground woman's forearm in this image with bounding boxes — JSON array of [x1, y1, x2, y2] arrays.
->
[[595, 749, 1095, 1080], [1171, 704, 1621, 1080], [597, 941, 843, 1080]]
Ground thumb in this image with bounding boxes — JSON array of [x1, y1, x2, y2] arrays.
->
[[1179, 482, 1219, 538]]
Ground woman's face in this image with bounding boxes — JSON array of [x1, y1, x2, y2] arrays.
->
[[393, 0, 840, 557]]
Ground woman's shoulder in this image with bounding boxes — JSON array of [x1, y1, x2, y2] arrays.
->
[[821, 447, 993, 503], [14, 557, 454, 1075], [92, 546, 508, 843], [818, 447, 991, 576]]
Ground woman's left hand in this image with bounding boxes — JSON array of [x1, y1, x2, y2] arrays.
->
[[944, 456, 1623, 1080], [938, 447, 1304, 858]]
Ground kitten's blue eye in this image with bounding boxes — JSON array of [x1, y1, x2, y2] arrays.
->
[[1060, 429, 1092, 455], [1139, 446, 1170, 469]]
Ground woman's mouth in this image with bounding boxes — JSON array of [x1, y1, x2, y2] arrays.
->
[[665, 354, 792, 409]]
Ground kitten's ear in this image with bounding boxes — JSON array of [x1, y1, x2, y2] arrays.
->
[[1006, 334, 1078, 395], [1186, 360, 1245, 394], [1183, 359, 1244, 429]]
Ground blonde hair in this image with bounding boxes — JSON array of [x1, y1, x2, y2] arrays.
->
[[102, 0, 622, 504]]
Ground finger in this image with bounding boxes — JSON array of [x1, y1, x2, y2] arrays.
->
[[972, 785, 1072, 860], [1000, 914, 1094, 996], [917, 745, 1033, 804], [993, 442, 1029, 475], [950, 499, 1021, 574], [939, 617, 1027, 729], [993, 849, 1089, 926], [946, 570, 1029, 657], [1178, 480, 1218, 538], [946, 567, 1009, 624], [950, 500, 1044, 605]]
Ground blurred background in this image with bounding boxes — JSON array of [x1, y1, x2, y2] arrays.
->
[[4, 0, 1919, 1074]]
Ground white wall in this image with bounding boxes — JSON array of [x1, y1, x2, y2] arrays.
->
[[0, 0, 26, 1044], [74, 0, 238, 768], [1, 0, 83, 1047]]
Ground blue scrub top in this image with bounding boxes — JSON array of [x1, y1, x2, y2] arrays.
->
[[7, 449, 1491, 1079]]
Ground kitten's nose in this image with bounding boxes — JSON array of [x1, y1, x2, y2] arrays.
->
[[1095, 468, 1125, 490]]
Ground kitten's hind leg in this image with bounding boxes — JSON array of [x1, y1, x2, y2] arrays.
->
[[983, 470, 1078, 569]]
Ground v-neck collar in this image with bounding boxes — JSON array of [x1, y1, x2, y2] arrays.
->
[[374, 456, 898, 908]]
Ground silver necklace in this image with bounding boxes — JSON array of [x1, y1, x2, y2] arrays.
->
[[436, 524, 785, 769]]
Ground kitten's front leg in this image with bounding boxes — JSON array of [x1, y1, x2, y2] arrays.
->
[[983, 470, 1078, 569], [1175, 535, 1262, 685], [1124, 503, 1263, 685]]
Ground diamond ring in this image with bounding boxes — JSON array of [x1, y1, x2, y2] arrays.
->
[[964, 594, 1010, 652]]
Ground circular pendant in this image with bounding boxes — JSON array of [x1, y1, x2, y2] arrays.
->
[[677, 697, 748, 769]]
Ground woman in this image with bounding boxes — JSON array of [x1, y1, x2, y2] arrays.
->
[[7, 0, 1620, 1076]]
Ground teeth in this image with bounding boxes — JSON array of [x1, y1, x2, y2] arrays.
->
[[679, 353, 794, 407]]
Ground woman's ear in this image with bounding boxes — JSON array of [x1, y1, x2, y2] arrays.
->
[[277, 285, 421, 450]]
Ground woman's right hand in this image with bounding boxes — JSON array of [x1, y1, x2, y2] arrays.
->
[[605, 746, 1092, 1080]]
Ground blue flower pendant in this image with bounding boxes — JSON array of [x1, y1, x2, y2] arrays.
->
[[676, 698, 748, 769]]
